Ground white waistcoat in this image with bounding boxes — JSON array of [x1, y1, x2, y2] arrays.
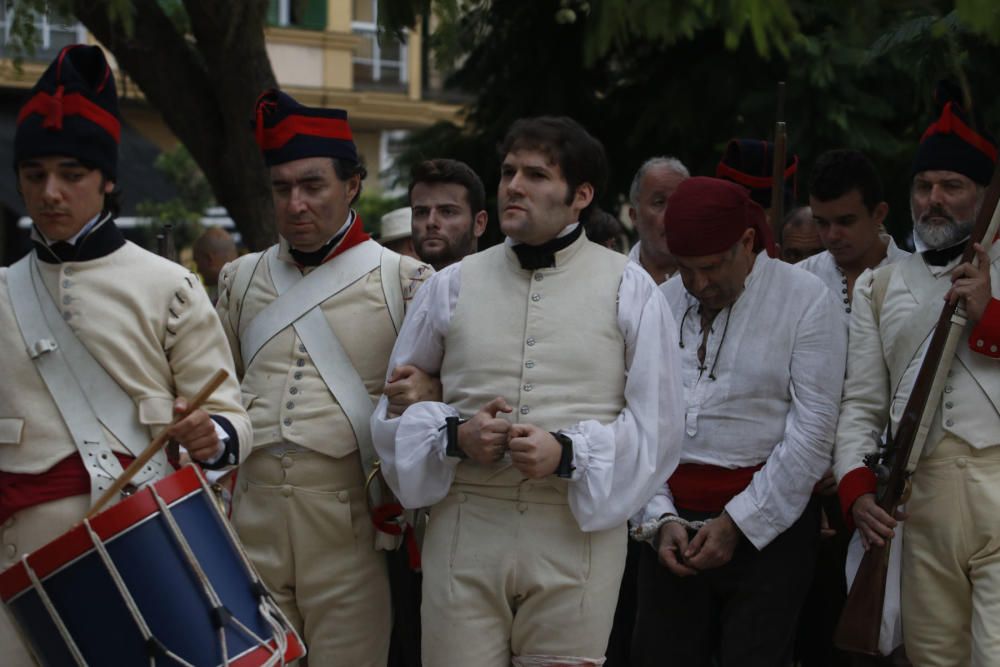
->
[[441, 234, 628, 488]]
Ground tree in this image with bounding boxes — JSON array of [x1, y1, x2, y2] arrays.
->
[[385, 0, 1000, 246], [8, 0, 278, 250]]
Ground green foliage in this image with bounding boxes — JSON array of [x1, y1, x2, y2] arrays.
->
[[356, 191, 408, 238], [134, 145, 215, 250], [1, 0, 133, 61], [387, 0, 1000, 247]]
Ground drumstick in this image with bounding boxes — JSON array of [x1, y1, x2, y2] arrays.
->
[[86, 369, 230, 518]]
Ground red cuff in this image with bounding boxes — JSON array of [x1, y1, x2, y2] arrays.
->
[[969, 298, 1000, 358], [838, 466, 877, 532]]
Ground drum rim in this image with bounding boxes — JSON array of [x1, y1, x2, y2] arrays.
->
[[0, 465, 206, 601]]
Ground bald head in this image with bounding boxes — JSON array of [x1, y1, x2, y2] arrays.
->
[[193, 227, 238, 286], [779, 206, 823, 264]]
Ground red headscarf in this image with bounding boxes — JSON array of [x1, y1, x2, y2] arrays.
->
[[664, 177, 776, 258]]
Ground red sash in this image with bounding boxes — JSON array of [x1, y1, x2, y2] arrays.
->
[[668, 462, 764, 514], [0, 452, 134, 524]]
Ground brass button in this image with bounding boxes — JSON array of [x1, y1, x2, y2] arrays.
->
[[281, 455, 294, 469], [281, 485, 293, 497], [520, 406, 530, 415]]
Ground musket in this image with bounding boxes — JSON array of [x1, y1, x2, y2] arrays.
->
[[834, 163, 1000, 654], [156, 223, 177, 263], [770, 81, 787, 239]]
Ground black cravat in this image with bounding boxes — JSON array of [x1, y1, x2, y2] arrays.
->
[[33, 215, 125, 264], [922, 241, 966, 267], [289, 225, 350, 267], [511, 224, 583, 270]]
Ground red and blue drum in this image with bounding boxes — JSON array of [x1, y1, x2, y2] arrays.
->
[[0, 465, 304, 666]]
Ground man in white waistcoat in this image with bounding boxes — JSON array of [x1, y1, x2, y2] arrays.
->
[[371, 116, 684, 666], [834, 87, 1000, 666], [0, 45, 250, 666], [216, 89, 431, 666]]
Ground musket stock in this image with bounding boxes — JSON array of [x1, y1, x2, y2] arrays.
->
[[770, 81, 787, 239]]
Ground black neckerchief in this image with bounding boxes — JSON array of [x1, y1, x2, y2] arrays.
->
[[922, 241, 966, 267], [289, 225, 349, 267], [511, 224, 583, 271], [33, 214, 125, 264]]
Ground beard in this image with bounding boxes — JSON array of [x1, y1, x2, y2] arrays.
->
[[912, 203, 975, 250], [415, 227, 475, 268]]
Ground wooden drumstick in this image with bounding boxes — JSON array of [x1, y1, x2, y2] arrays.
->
[[86, 369, 230, 518]]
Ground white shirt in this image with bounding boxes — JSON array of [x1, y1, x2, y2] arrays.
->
[[628, 241, 642, 265], [370, 257, 685, 532], [797, 236, 910, 320], [636, 253, 847, 549]]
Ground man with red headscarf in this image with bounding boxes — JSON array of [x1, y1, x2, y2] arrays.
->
[[631, 177, 846, 666], [216, 89, 431, 665]]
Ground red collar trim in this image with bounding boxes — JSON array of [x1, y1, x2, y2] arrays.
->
[[921, 102, 998, 163], [17, 87, 121, 142], [290, 214, 372, 270]]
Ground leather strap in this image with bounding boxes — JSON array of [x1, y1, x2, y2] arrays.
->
[[264, 247, 403, 549], [239, 241, 383, 366]]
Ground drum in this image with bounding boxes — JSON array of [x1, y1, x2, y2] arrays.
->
[[0, 465, 304, 666]]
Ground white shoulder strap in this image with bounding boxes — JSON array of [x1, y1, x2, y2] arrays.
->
[[380, 249, 404, 334], [239, 241, 382, 366], [7, 256, 167, 504], [229, 250, 266, 336]]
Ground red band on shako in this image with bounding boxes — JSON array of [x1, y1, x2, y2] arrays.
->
[[257, 115, 353, 151], [921, 101, 998, 163], [17, 87, 121, 143], [716, 154, 799, 190]]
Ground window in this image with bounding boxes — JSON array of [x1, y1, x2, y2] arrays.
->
[[352, 0, 408, 90], [379, 130, 410, 197], [268, 0, 326, 30], [0, 6, 87, 60]]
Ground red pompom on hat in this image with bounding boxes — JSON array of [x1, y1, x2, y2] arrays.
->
[[664, 176, 776, 258]]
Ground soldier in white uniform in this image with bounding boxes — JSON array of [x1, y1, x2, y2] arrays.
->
[[835, 89, 1000, 666], [216, 89, 431, 666], [371, 116, 684, 667], [0, 45, 250, 665]]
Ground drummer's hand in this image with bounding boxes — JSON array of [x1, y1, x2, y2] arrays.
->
[[167, 399, 223, 462]]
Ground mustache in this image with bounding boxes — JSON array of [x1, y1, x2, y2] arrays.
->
[[918, 205, 955, 225]]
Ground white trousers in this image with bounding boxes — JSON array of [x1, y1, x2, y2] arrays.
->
[[231, 447, 391, 666], [902, 436, 1000, 667], [421, 488, 626, 667]]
